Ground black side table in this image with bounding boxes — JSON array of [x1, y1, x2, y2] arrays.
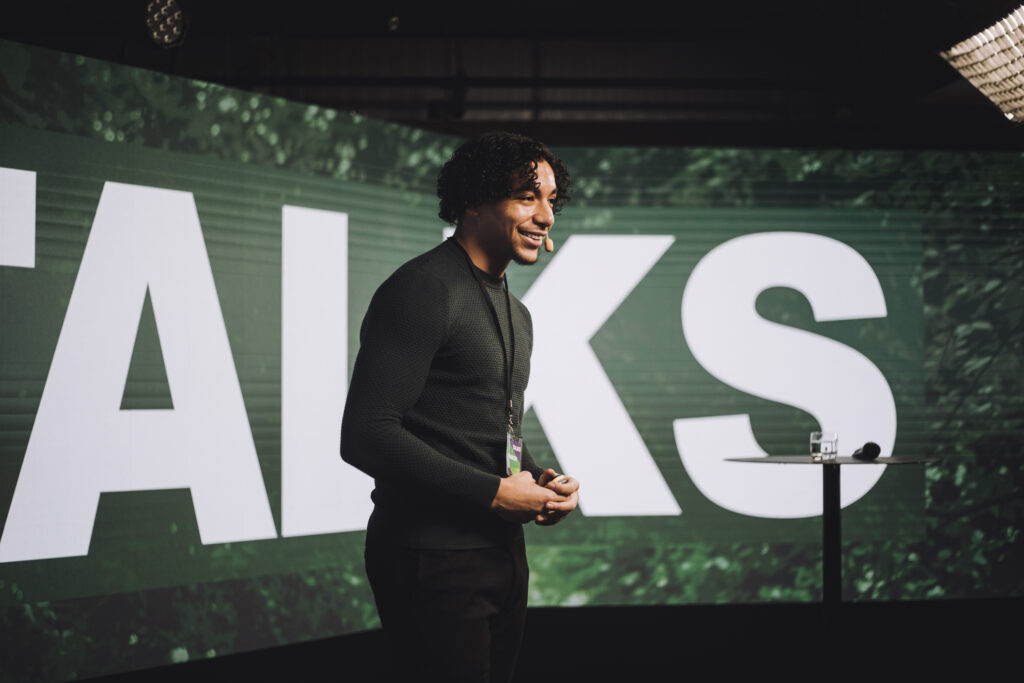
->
[[726, 455, 937, 643]]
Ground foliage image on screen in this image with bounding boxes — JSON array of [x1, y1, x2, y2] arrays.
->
[[0, 40, 1021, 681]]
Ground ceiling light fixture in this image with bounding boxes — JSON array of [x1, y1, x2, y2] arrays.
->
[[144, 0, 188, 49], [940, 4, 1024, 123]]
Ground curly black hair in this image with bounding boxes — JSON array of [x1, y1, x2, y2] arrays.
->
[[437, 131, 571, 225]]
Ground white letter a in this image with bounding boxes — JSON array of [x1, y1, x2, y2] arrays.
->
[[0, 182, 277, 563]]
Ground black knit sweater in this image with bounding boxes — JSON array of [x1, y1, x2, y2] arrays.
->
[[340, 237, 543, 548]]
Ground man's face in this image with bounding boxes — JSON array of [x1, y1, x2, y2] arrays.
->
[[472, 160, 557, 269]]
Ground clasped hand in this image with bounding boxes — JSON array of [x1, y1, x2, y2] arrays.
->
[[490, 469, 580, 525]]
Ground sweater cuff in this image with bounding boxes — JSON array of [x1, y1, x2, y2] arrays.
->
[[464, 470, 503, 510]]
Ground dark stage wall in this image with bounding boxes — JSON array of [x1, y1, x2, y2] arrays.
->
[[87, 599, 1020, 682]]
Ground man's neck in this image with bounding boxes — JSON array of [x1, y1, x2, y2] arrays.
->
[[453, 231, 508, 278]]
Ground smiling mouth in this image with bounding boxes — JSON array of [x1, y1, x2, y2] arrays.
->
[[518, 228, 545, 246]]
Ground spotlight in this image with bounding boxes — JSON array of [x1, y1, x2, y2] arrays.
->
[[144, 0, 188, 49], [939, 4, 1024, 123]]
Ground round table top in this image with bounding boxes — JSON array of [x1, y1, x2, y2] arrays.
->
[[725, 455, 938, 465]]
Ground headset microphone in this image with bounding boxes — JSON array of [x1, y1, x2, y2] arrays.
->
[[852, 441, 881, 461], [544, 237, 554, 252]]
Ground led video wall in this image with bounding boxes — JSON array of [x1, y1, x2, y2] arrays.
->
[[1, 40, 1020, 681]]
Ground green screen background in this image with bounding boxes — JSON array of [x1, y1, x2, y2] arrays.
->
[[0, 41, 1020, 681]]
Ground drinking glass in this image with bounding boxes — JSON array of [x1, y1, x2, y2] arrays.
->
[[810, 431, 838, 462]]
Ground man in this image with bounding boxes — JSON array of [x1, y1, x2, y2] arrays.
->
[[340, 131, 580, 682]]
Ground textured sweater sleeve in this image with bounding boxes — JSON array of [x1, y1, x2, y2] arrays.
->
[[340, 266, 502, 509], [520, 442, 544, 481]]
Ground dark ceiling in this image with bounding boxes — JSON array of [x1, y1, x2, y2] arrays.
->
[[2, 0, 1023, 149]]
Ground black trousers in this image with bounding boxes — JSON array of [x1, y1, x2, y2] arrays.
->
[[364, 536, 529, 683]]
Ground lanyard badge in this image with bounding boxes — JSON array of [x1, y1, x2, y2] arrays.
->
[[505, 401, 521, 475], [505, 431, 523, 476]]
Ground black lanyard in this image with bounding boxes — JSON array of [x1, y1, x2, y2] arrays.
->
[[453, 239, 517, 435]]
